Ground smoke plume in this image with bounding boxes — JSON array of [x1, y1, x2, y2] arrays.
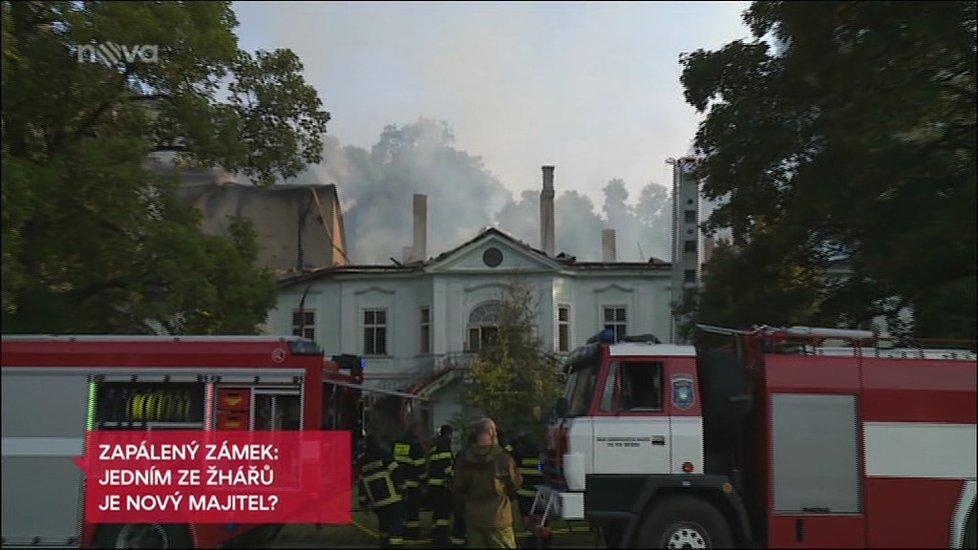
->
[[290, 118, 673, 264]]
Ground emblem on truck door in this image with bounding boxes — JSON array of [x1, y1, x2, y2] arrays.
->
[[671, 374, 695, 411]]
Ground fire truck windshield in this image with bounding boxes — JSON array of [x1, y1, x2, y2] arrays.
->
[[565, 364, 598, 417]]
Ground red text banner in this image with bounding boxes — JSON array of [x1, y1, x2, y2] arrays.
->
[[72, 431, 351, 524]]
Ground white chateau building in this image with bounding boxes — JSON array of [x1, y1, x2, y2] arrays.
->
[[267, 167, 676, 431]]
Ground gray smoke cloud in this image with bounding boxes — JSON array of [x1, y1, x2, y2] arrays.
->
[[289, 118, 673, 264]]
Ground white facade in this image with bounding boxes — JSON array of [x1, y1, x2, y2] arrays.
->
[[268, 227, 673, 431]]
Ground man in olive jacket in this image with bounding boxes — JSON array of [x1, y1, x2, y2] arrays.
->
[[452, 418, 523, 549]]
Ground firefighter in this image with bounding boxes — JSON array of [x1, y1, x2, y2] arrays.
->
[[453, 418, 522, 549], [359, 433, 407, 548], [512, 431, 543, 547], [497, 428, 526, 546], [450, 428, 477, 548], [392, 422, 426, 541], [427, 424, 455, 547]]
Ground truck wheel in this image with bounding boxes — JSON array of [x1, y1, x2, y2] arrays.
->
[[635, 496, 733, 549], [93, 523, 191, 549]]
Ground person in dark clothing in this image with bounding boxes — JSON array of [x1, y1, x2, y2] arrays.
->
[[392, 423, 427, 541], [428, 424, 456, 547], [450, 428, 478, 548], [512, 431, 543, 547], [512, 431, 543, 516], [359, 434, 407, 548]]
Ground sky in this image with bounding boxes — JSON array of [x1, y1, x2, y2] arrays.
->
[[231, 1, 753, 207]]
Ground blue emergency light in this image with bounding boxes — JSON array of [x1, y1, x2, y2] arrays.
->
[[360, 358, 367, 369]]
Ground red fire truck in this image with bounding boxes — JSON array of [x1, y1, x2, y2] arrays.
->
[[531, 325, 977, 548], [0, 334, 423, 549]]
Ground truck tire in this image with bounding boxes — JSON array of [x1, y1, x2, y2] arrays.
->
[[93, 523, 191, 549], [635, 495, 733, 549]]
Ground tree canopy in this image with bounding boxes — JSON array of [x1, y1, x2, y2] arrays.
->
[[680, 1, 976, 338], [2, 1, 330, 333], [461, 280, 564, 445]]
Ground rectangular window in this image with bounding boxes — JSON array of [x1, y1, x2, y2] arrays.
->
[[599, 362, 619, 411], [363, 308, 387, 356], [684, 240, 697, 253], [420, 307, 431, 354], [291, 310, 315, 340], [603, 306, 627, 342], [558, 305, 570, 352], [566, 364, 599, 417], [619, 361, 663, 411], [684, 209, 697, 224], [684, 269, 697, 283]]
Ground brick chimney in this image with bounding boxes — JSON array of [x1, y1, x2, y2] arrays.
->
[[540, 166, 555, 256], [413, 194, 427, 262], [602, 229, 617, 262]]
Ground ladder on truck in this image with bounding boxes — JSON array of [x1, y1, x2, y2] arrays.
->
[[528, 486, 558, 541], [698, 324, 977, 360]]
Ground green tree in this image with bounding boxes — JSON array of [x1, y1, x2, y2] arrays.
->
[[679, 1, 976, 338], [461, 280, 563, 445], [1, 1, 330, 333]]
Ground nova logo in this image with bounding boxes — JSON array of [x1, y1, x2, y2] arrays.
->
[[77, 42, 159, 66]]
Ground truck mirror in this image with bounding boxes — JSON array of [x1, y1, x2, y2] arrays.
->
[[555, 396, 569, 418]]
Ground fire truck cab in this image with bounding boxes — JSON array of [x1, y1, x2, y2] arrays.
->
[[0, 334, 423, 549], [531, 326, 977, 549]]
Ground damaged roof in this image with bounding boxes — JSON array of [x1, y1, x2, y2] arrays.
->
[[278, 226, 671, 288]]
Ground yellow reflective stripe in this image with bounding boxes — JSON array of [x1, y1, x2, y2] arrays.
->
[[521, 458, 540, 467], [519, 468, 542, 476], [389, 536, 405, 546], [413, 457, 428, 466], [363, 469, 392, 483], [517, 489, 536, 497], [429, 452, 453, 461], [374, 494, 403, 507], [394, 443, 411, 456], [428, 478, 446, 486], [404, 480, 420, 488], [363, 468, 400, 507], [403, 520, 421, 528], [451, 537, 466, 545], [388, 461, 399, 472], [362, 459, 384, 472], [395, 456, 413, 463], [433, 519, 450, 527]]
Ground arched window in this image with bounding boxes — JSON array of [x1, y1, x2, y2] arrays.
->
[[467, 301, 500, 352]]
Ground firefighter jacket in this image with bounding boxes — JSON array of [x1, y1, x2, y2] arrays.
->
[[513, 439, 542, 499], [427, 435, 454, 489], [392, 434, 427, 489], [452, 444, 523, 530], [358, 445, 406, 510]]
